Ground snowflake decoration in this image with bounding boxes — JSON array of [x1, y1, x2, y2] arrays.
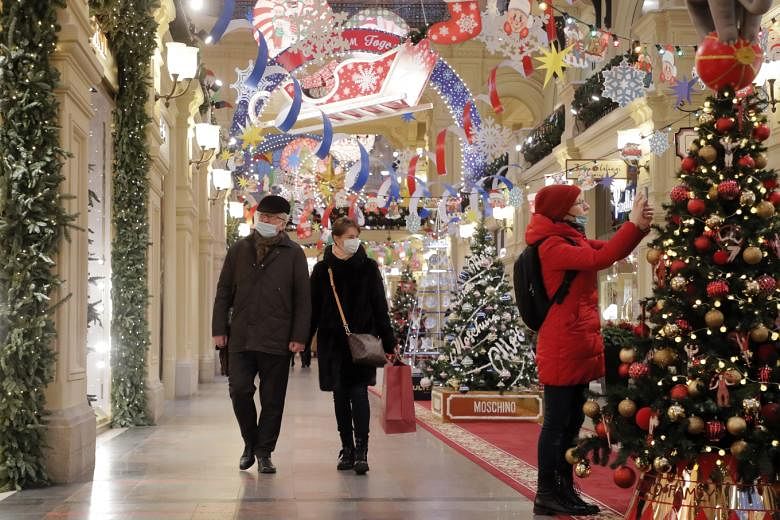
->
[[473, 117, 515, 162], [648, 130, 670, 156], [231, 62, 287, 106], [353, 66, 380, 93], [406, 212, 421, 233], [601, 59, 646, 107], [476, 8, 546, 59], [401, 113, 416, 122], [508, 186, 523, 208], [457, 14, 479, 35], [288, 10, 350, 63]]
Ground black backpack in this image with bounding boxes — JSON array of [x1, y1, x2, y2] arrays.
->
[[513, 237, 577, 332]]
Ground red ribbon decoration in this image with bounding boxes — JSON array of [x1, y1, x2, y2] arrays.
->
[[463, 101, 474, 144], [316, 203, 335, 250], [407, 155, 419, 194], [347, 193, 359, 220], [487, 67, 504, 114], [296, 199, 314, 239], [435, 129, 447, 176], [545, 2, 556, 43]]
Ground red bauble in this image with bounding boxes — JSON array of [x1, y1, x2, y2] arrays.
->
[[769, 191, 780, 207], [635, 407, 653, 431], [695, 33, 763, 91], [738, 155, 755, 168], [633, 323, 650, 338], [670, 384, 689, 401], [762, 403, 780, 429], [703, 229, 718, 239], [706, 420, 726, 441], [694, 236, 712, 252], [715, 117, 734, 133], [595, 421, 612, 442], [753, 124, 771, 142], [687, 198, 707, 216], [718, 180, 741, 200], [764, 179, 778, 191], [713, 250, 730, 265], [670, 260, 687, 274], [759, 366, 773, 383], [671, 185, 691, 203], [614, 466, 637, 489], [676, 319, 691, 331], [756, 344, 777, 364], [628, 362, 650, 379], [758, 275, 777, 293], [706, 280, 730, 297], [681, 157, 697, 173], [618, 363, 631, 378], [670, 215, 682, 226]]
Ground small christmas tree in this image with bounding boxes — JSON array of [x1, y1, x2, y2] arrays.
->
[[429, 223, 536, 391], [390, 267, 417, 343], [572, 88, 780, 507]]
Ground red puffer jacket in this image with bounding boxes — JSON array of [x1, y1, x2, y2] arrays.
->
[[525, 214, 646, 386]]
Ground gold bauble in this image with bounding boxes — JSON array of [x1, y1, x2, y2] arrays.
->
[[619, 347, 637, 364], [740, 190, 757, 206], [618, 398, 637, 418], [750, 325, 770, 343], [667, 404, 686, 421], [757, 200, 776, 219], [687, 379, 703, 397], [755, 154, 768, 170], [698, 145, 718, 163], [705, 309, 725, 328], [688, 142, 700, 154], [646, 248, 663, 264], [743, 398, 761, 414], [565, 447, 581, 465], [705, 214, 724, 228], [726, 416, 747, 436], [742, 246, 763, 265], [745, 280, 761, 294], [708, 184, 719, 199], [634, 457, 651, 472], [574, 461, 591, 478], [699, 113, 715, 125], [653, 348, 677, 368], [731, 439, 749, 457], [662, 323, 680, 337], [656, 299, 665, 310], [653, 457, 672, 473], [583, 400, 601, 419], [724, 368, 742, 384], [687, 416, 705, 434], [671, 275, 688, 291]]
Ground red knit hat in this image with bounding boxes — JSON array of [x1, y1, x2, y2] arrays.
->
[[534, 184, 581, 220]]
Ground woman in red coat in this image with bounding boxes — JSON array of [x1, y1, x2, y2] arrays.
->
[[525, 184, 653, 516]]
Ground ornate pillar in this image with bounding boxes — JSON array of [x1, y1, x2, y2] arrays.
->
[[198, 150, 217, 383]]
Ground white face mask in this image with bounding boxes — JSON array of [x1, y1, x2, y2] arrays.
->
[[341, 238, 361, 255], [255, 221, 279, 238]]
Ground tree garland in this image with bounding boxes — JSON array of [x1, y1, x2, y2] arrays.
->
[[89, 0, 159, 427], [0, 1, 69, 490]]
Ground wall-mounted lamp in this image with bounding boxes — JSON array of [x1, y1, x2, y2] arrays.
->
[[228, 201, 245, 219], [190, 123, 220, 166], [209, 168, 233, 204], [156, 42, 199, 107], [754, 61, 780, 113]]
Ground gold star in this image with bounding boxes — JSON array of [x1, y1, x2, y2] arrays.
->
[[218, 149, 232, 162], [240, 126, 264, 149], [535, 44, 573, 87]]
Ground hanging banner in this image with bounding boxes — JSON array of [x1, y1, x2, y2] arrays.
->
[[565, 159, 627, 181], [274, 29, 404, 71]]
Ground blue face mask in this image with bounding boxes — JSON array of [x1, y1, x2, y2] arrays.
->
[[571, 215, 588, 227]]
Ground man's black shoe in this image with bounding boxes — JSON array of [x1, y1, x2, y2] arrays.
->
[[258, 456, 277, 474], [239, 445, 254, 470]]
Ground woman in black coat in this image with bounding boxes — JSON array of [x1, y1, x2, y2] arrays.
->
[[309, 217, 396, 475]]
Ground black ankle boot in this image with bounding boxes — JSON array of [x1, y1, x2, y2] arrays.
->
[[337, 447, 355, 470], [559, 463, 600, 515], [239, 444, 255, 470], [533, 472, 590, 516], [354, 438, 369, 475]]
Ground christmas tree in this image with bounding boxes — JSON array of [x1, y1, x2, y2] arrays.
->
[[572, 88, 780, 506], [428, 223, 536, 391], [389, 267, 417, 344]]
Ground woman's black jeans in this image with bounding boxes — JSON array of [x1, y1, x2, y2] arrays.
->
[[538, 384, 587, 477], [333, 384, 370, 448]]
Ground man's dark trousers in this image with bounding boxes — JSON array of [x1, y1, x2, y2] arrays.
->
[[228, 350, 291, 457]]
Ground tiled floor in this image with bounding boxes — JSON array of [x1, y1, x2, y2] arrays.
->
[[0, 363, 535, 519]]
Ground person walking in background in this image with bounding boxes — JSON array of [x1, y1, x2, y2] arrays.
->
[[309, 217, 396, 475], [212, 195, 311, 474], [525, 185, 653, 516]]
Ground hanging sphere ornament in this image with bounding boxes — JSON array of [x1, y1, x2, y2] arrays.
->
[[654, 348, 677, 368], [705, 214, 724, 228], [745, 280, 761, 295], [754, 153, 768, 169], [706, 280, 730, 297], [699, 112, 715, 125], [583, 400, 601, 419], [574, 461, 591, 478], [742, 246, 763, 265], [753, 123, 770, 142], [687, 379, 703, 397], [758, 365, 773, 383], [731, 439, 749, 457], [738, 155, 755, 168], [653, 457, 672, 474], [646, 248, 663, 264], [694, 236, 712, 252], [756, 344, 777, 364], [726, 416, 748, 436], [743, 398, 761, 414], [706, 420, 726, 441], [762, 403, 780, 429], [708, 184, 720, 199], [670, 260, 687, 274], [687, 415, 705, 435], [671, 275, 689, 292], [634, 457, 652, 472], [667, 404, 687, 421], [750, 325, 770, 343], [758, 275, 777, 294], [680, 157, 697, 173], [595, 421, 613, 442], [633, 323, 651, 338], [715, 117, 735, 133], [565, 447, 582, 465], [687, 198, 707, 216], [697, 145, 717, 165], [724, 368, 742, 384], [713, 250, 730, 265], [718, 180, 741, 200], [619, 347, 637, 364], [613, 466, 637, 489], [671, 185, 691, 203], [635, 406, 653, 430], [618, 362, 631, 378], [757, 200, 776, 219], [629, 362, 650, 380], [740, 190, 757, 206], [670, 384, 689, 401], [705, 309, 725, 328], [770, 191, 780, 207], [662, 323, 680, 337], [695, 34, 763, 91], [618, 398, 638, 418]]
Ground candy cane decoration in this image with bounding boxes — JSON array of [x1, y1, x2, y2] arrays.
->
[[487, 66, 504, 114]]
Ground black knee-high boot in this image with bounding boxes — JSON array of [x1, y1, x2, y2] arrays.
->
[[354, 436, 369, 475]]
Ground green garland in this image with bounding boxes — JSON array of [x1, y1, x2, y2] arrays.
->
[[0, 1, 69, 490], [90, 0, 159, 427]]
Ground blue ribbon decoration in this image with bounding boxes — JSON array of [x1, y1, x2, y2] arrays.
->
[[484, 174, 514, 190], [245, 36, 269, 89], [207, 0, 235, 44], [387, 170, 401, 206], [349, 142, 370, 192], [314, 111, 333, 160], [275, 78, 302, 133]]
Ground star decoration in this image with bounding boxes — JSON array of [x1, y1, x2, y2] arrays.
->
[[240, 126, 264, 149], [671, 75, 698, 107], [535, 44, 573, 87], [401, 112, 416, 122], [286, 152, 301, 170], [218, 150, 232, 162], [598, 175, 615, 188]]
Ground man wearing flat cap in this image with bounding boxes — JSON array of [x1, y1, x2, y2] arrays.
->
[[212, 195, 311, 474]]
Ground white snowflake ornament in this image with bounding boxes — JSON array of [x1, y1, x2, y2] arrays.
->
[[473, 117, 515, 162], [601, 59, 646, 107], [457, 14, 479, 35], [353, 66, 380, 94], [405, 213, 421, 233], [462, 356, 474, 367], [508, 186, 523, 207], [288, 10, 350, 63], [648, 130, 670, 156]]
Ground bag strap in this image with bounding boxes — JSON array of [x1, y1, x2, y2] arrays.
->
[[535, 236, 579, 305], [327, 268, 351, 336]]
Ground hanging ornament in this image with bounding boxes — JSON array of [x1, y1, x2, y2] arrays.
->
[[670, 384, 689, 401], [662, 323, 680, 337], [653, 457, 672, 473], [757, 200, 776, 219], [705, 214, 724, 228], [670, 260, 687, 274], [671, 275, 688, 291], [653, 348, 677, 368], [680, 156, 698, 173], [574, 461, 591, 478], [715, 117, 735, 133], [740, 190, 757, 206], [726, 416, 748, 436], [646, 248, 663, 264], [770, 191, 780, 206], [648, 130, 670, 156], [694, 235, 712, 252], [687, 198, 707, 216], [670, 185, 691, 203], [718, 180, 741, 200], [687, 415, 705, 434], [705, 309, 725, 328], [613, 466, 636, 489], [753, 123, 770, 141], [429, 0, 483, 44], [757, 275, 777, 294], [667, 404, 686, 421], [743, 398, 761, 414], [731, 439, 749, 457], [697, 145, 718, 163], [755, 153, 768, 169], [742, 246, 763, 265], [738, 155, 755, 168], [583, 400, 601, 419], [629, 362, 650, 379], [618, 398, 637, 418], [706, 420, 726, 441], [564, 447, 581, 465], [713, 250, 730, 265], [619, 347, 637, 364], [706, 279, 730, 297], [535, 43, 573, 86], [618, 362, 631, 378], [695, 34, 762, 91], [762, 403, 780, 429], [601, 59, 646, 107]]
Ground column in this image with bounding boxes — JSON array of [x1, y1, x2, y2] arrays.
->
[[197, 157, 217, 383]]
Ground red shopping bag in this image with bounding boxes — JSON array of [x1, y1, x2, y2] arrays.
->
[[380, 361, 416, 434]]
